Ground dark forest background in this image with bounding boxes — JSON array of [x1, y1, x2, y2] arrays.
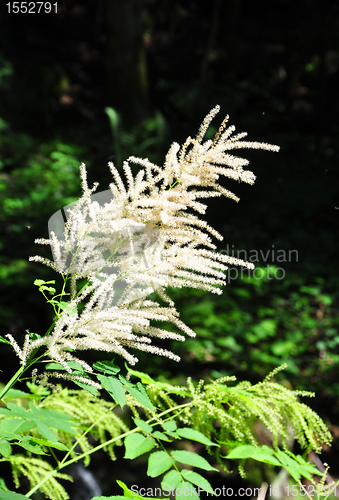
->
[[0, 0, 339, 495]]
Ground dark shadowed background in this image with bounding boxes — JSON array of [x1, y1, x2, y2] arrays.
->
[[0, 0, 339, 496]]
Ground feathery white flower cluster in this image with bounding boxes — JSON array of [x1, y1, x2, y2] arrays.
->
[[24, 106, 279, 370]]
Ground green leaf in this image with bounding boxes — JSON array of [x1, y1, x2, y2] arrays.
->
[[0, 439, 11, 457], [92, 479, 162, 499], [176, 428, 219, 447], [274, 450, 303, 481], [147, 451, 175, 477], [0, 402, 78, 445], [175, 481, 199, 499], [226, 444, 281, 466], [57, 301, 77, 315], [171, 451, 218, 471], [0, 476, 9, 491], [71, 374, 99, 397], [26, 382, 50, 396], [118, 374, 134, 387], [163, 421, 177, 432], [0, 335, 11, 345], [35, 421, 58, 442], [4, 388, 33, 399], [0, 417, 31, 434], [125, 382, 155, 412], [251, 447, 281, 466], [0, 490, 31, 499], [124, 433, 155, 459], [226, 444, 260, 459], [18, 437, 46, 455], [125, 365, 156, 385], [45, 361, 85, 372], [152, 431, 173, 442], [40, 285, 56, 294], [116, 480, 150, 499], [97, 374, 126, 408], [161, 470, 182, 490], [93, 359, 120, 375], [133, 418, 153, 434], [181, 470, 214, 494], [29, 437, 69, 451], [34, 279, 47, 286]]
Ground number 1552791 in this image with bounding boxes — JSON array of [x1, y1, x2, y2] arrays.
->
[[6, 2, 58, 14]]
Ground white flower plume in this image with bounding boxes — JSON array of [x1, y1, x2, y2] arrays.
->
[[24, 106, 279, 369]]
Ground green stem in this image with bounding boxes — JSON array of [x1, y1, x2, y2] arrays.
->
[[0, 364, 26, 400]]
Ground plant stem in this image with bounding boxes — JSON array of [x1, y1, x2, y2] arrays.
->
[[0, 364, 26, 400]]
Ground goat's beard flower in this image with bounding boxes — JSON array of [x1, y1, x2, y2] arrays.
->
[[21, 106, 279, 371]]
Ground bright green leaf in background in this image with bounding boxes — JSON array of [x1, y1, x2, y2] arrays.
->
[[181, 470, 214, 495], [147, 450, 175, 477], [133, 418, 153, 434], [161, 469, 182, 490], [171, 450, 218, 471], [175, 481, 199, 499], [97, 374, 126, 408], [93, 359, 121, 375], [124, 433, 155, 460], [176, 428, 219, 447]]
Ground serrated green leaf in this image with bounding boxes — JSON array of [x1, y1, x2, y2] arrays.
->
[[0, 439, 12, 457], [125, 383, 155, 412], [181, 469, 214, 494], [93, 359, 120, 375], [0, 401, 78, 448], [18, 437, 46, 455], [133, 418, 153, 434], [118, 374, 134, 387], [97, 374, 126, 408], [226, 444, 259, 460], [171, 451, 218, 471], [26, 382, 50, 396], [251, 449, 281, 466], [152, 431, 173, 442], [35, 421, 58, 442], [147, 450, 175, 477], [176, 428, 218, 447], [34, 279, 46, 286], [71, 374, 99, 397], [275, 450, 301, 468], [4, 388, 33, 399], [30, 437, 69, 451], [0, 335, 11, 345], [115, 479, 149, 499], [0, 490, 30, 499], [0, 476, 9, 491], [125, 365, 156, 385], [45, 361, 85, 372], [0, 417, 31, 434], [163, 421, 177, 432], [226, 445, 281, 466], [175, 481, 199, 499], [56, 301, 77, 315], [161, 470, 182, 490], [40, 286, 56, 294], [124, 433, 155, 459]]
